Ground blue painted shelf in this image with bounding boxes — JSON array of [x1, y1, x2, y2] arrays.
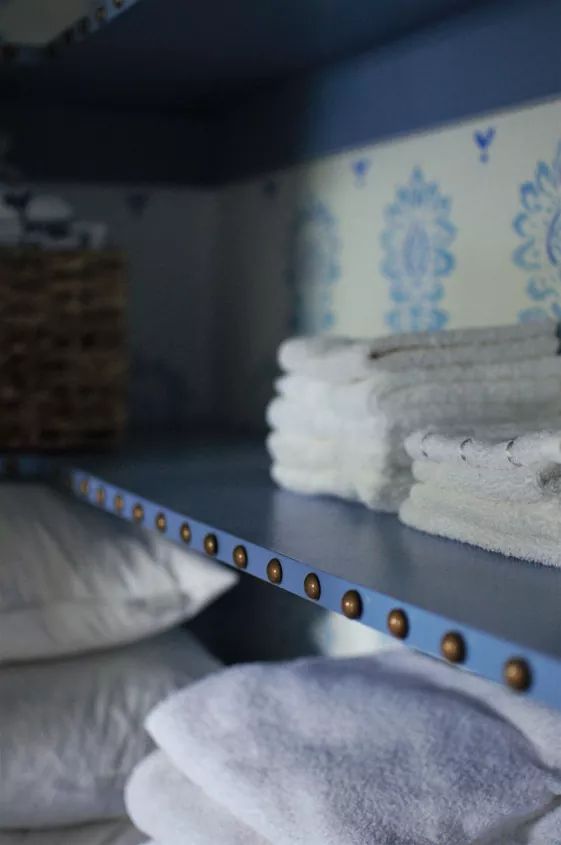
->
[[52, 439, 561, 711]]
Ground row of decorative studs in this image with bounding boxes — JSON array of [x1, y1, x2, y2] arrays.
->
[[80, 478, 533, 694]]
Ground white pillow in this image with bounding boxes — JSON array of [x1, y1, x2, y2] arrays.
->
[[0, 628, 220, 828], [0, 484, 237, 662], [0, 819, 144, 844]]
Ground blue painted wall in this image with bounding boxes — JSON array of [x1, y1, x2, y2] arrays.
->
[[208, 0, 561, 183]]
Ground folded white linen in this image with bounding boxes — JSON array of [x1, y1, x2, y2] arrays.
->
[[125, 751, 266, 845], [271, 462, 412, 511], [400, 483, 561, 567], [279, 322, 558, 383], [267, 395, 561, 443], [146, 650, 561, 845], [267, 431, 402, 472], [411, 458, 561, 503], [276, 355, 561, 403], [406, 426, 561, 468], [275, 370, 561, 419]]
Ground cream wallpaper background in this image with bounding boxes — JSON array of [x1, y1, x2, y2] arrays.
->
[[214, 94, 561, 425]]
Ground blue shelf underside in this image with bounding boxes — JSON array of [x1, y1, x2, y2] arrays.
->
[[43, 439, 561, 711]]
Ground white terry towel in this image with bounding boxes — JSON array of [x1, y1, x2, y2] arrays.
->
[[279, 321, 559, 383], [400, 482, 561, 567], [146, 650, 561, 845], [276, 355, 561, 405], [125, 750, 266, 845], [267, 430, 409, 472], [266, 394, 561, 443], [275, 366, 561, 420], [411, 458, 561, 503], [271, 462, 412, 512], [406, 425, 561, 469]]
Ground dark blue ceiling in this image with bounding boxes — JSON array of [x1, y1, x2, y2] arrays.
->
[[2, 0, 503, 107]]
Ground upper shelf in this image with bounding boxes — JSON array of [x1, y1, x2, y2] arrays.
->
[[54, 438, 561, 711], [0, 0, 500, 108]]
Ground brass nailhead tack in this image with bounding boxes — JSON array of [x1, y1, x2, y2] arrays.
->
[[341, 589, 362, 619], [155, 512, 167, 532], [304, 573, 321, 601], [233, 545, 248, 569], [504, 657, 532, 692], [266, 558, 283, 584], [114, 494, 124, 513], [96, 6, 107, 22], [114, 0, 124, 6], [180, 522, 192, 543], [204, 533, 218, 556], [441, 631, 466, 663], [132, 503, 144, 523], [387, 608, 409, 639], [96, 486, 106, 506], [79, 478, 89, 496]]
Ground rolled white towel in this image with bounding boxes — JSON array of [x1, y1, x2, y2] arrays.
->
[[279, 322, 559, 383], [145, 651, 561, 845], [125, 750, 266, 845]]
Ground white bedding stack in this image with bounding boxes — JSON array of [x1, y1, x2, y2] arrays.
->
[[267, 321, 561, 511], [400, 425, 561, 567]]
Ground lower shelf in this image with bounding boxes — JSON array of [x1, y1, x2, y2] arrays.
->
[[56, 438, 561, 710]]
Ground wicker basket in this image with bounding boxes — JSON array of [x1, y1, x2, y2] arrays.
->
[[0, 248, 127, 450]]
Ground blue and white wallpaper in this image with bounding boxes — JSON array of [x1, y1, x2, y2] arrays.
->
[[381, 167, 456, 332], [286, 199, 340, 333], [514, 141, 561, 324], [213, 95, 561, 423]]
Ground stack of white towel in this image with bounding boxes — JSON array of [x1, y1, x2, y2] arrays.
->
[[126, 649, 561, 845], [267, 321, 561, 511], [401, 424, 561, 567]]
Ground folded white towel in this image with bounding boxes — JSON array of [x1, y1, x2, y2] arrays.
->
[[125, 750, 265, 845], [267, 395, 561, 443], [277, 355, 561, 403], [412, 457, 561, 503], [400, 482, 561, 567], [279, 322, 559, 383], [267, 431, 404, 472], [271, 462, 412, 511], [406, 426, 561, 468], [146, 650, 561, 845], [276, 369, 561, 420]]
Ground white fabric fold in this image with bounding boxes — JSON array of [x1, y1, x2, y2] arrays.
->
[[276, 356, 561, 408], [267, 395, 561, 443], [125, 751, 265, 845], [411, 458, 561, 503], [400, 482, 561, 567], [271, 463, 412, 512], [279, 322, 558, 383], [145, 650, 561, 845], [406, 426, 561, 469]]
